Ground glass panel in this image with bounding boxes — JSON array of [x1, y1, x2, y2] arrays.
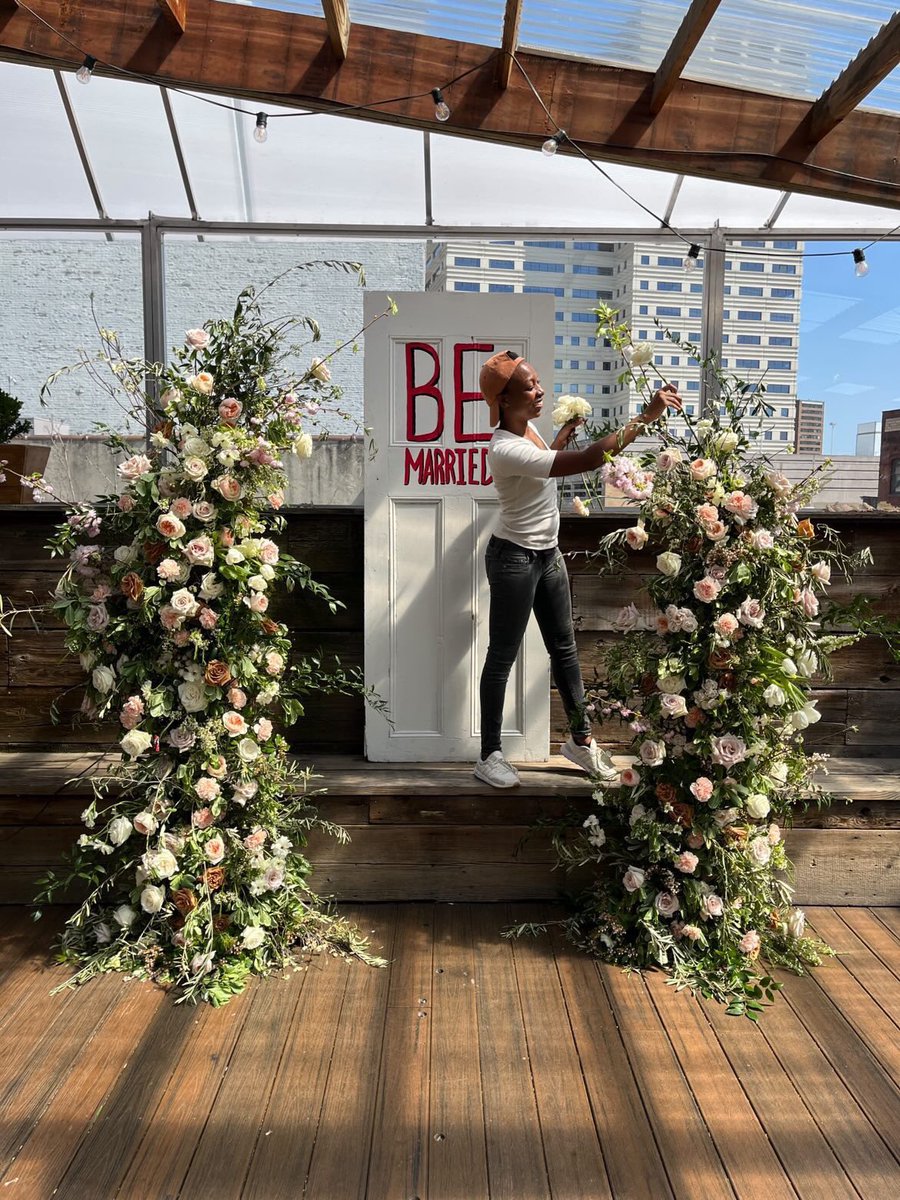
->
[[0, 63, 99, 219], [218, 0, 507, 44], [162, 234, 427, 502], [0, 233, 144, 504], [63, 74, 190, 219]]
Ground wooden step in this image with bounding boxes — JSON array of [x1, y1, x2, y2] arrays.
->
[[1, 753, 899, 905]]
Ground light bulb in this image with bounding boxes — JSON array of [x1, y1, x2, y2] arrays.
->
[[430, 88, 451, 122], [683, 244, 701, 271], [542, 132, 564, 157], [852, 248, 869, 277], [254, 113, 268, 144], [76, 55, 97, 85]]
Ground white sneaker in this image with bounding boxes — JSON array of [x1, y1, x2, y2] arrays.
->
[[561, 737, 619, 781], [474, 751, 520, 789]]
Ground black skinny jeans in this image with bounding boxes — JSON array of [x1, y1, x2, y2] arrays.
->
[[479, 535, 590, 758]]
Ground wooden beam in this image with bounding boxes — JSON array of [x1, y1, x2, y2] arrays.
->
[[806, 11, 900, 145], [321, 0, 349, 61], [649, 0, 721, 115], [156, 0, 187, 33], [496, 0, 523, 89], [2, 0, 900, 210]]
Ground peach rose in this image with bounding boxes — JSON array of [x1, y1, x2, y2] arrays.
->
[[218, 397, 243, 424], [156, 513, 186, 540], [170, 497, 193, 520], [192, 806, 215, 829], [222, 710, 248, 738], [227, 686, 248, 709], [213, 475, 242, 501]]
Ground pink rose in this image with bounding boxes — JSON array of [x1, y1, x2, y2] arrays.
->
[[625, 524, 648, 550], [810, 561, 831, 584], [619, 767, 641, 787], [194, 777, 221, 803], [185, 328, 209, 349], [213, 475, 242, 501], [681, 924, 703, 942], [258, 540, 280, 566], [799, 588, 819, 618], [739, 930, 761, 955], [199, 607, 219, 630], [192, 807, 215, 829], [244, 827, 267, 851], [246, 592, 269, 614], [622, 867, 645, 893], [695, 503, 719, 525], [119, 695, 145, 730], [701, 893, 724, 919], [157, 513, 186, 540], [205, 835, 226, 864], [263, 864, 285, 890], [686, 832, 705, 850], [750, 529, 774, 550], [655, 891, 680, 917], [222, 711, 248, 738], [157, 558, 182, 583], [675, 851, 699, 874], [267, 492, 284, 510], [690, 776, 714, 802], [737, 597, 765, 628], [185, 536, 215, 566], [723, 491, 759, 522], [206, 755, 228, 779], [253, 718, 273, 741], [117, 454, 153, 481], [689, 458, 716, 481], [90, 583, 111, 603], [86, 604, 110, 632], [159, 604, 183, 631], [117, 494, 135, 513], [265, 651, 285, 676], [704, 520, 728, 542], [170, 497, 193, 520], [714, 613, 739, 639], [711, 734, 747, 767], [218, 397, 243, 424], [693, 577, 721, 603], [767, 823, 782, 845], [227, 686, 248, 709]]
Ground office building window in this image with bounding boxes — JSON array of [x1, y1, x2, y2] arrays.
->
[[554, 359, 563, 369], [771, 288, 795, 298], [689, 308, 702, 318], [769, 336, 793, 346], [587, 337, 597, 346], [768, 360, 791, 370], [773, 240, 798, 249], [739, 286, 764, 297], [640, 255, 650, 264], [654, 355, 663, 365], [454, 281, 479, 291], [639, 280, 649, 290], [736, 359, 760, 369], [686, 404, 695, 414], [573, 264, 613, 275], [586, 360, 596, 369], [572, 288, 603, 299], [741, 239, 765, 247], [555, 335, 564, 345], [779, 431, 789, 440], [770, 312, 794, 323], [690, 283, 703, 293], [571, 336, 581, 345], [554, 383, 563, 393], [454, 256, 480, 267], [656, 306, 681, 316], [570, 384, 579, 393], [602, 387, 611, 396], [639, 305, 649, 314], [739, 262, 765, 272], [772, 263, 797, 274], [488, 259, 515, 270], [670, 356, 680, 365], [555, 311, 564, 320], [524, 261, 564, 272], [687, 381, 700, 391], [737, 310, 762, 320], [657, 256, 683, 267], [570, 360, 579, 369], [764, 430, 773, 441], [572, 312, 596, 322], [524, 240, 565, 248], [524, 285, 564, 295], [768, 386, 791, 395], [574, 241, 613, 250], [488, 283, 514, 293], [657, 281, 683, 292], [780, 407, 790, 416]]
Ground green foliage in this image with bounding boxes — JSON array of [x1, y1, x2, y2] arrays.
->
[[0, 384, 30, 443]]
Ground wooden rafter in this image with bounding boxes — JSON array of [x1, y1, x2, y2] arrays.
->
[[157, 0, 187, 33], [2, 0, 900, 210], [496, 0, 523, 89], [649, 0, 721, 115], [806, 11, 900, 145], [321, 0, 349, 61]]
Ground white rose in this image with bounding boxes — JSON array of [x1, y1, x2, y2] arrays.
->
[[259, 563, 276, 581], [143, 848, 178, 878], [613, 603, 640, 633], [622, 866, 646, 892], [185, 328, 209, 349], [120, 729, 153, 758], [178, 680, 209, 713], [199, 572, 225, 600], [787, 909, 806, 938], [810, 561, 831, 585], [108, 816, 133, 846], [92, 665, 116, 694], [248, 574, 268, 592], [237, 736, 261, 762], [181, 455, 209, 481], [293, 433, 314, 459], [660, 693, 688, 718], [114, 544, 138, 565], [241, 926, 267, 950], [790, 702, 821, 730], [170, 588, 200, 618], [639, 739, 666, 767], [658, 674, 686, 695], [225, 548, 246, 565], [623, 342, 653, 366], [769, 762, 789, 784], [310, 357, 331, 383], [763, 684, 787, 707], [140, 884, 166, 914], [113, 904, 137, 928], [117, 454, 153, 481], [745, 793, 771, 819], [749, 836, 772, 865], [182, 435, 212, 458], [656, 551, 682, 577], [712, 429, 739, 454]]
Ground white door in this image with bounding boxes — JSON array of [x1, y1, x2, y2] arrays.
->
[[364, 292, 554, 761]]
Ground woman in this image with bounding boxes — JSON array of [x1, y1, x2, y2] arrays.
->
[[474, 350, 682, 788]]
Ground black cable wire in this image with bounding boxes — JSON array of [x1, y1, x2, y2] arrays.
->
[[11, 2, 900, 260]]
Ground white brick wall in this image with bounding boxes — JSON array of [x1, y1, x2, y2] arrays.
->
[[1, 238, 424, 435]]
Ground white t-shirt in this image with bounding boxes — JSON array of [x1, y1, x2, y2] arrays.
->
[[487, 423, 558, 550]]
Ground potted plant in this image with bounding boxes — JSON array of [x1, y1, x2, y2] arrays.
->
[[0, 384, 50, 503]]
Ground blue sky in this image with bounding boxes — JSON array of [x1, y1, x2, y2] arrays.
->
[[798, 239, 900, 455]]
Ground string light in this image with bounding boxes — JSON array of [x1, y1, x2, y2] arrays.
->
[[541, 131, 565, 157], [10, 0, 900, 273], [75, 55, 96, 85], [683, 244, 701, 271], [430, 88, 451, 122]]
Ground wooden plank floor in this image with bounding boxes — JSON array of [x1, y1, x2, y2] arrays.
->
[[1, 905, 899, 1200]]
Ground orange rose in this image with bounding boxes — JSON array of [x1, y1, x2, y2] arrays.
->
[[143, 541, 167, 566], [202, 866, 226, 892], [204, 660, 232, 688], [796, 519, 815, 539], [171, 887, 198, 915], [261, 618, 280, 636], [670, 802, 695, 828], [120, 572, 144, 602], [655, 782, 677, 804]]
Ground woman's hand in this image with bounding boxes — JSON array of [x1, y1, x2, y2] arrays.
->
[[550, 418, 583, 451], [641, 383, 683, 424]]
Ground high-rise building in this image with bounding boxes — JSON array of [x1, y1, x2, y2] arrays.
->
[[425, 236, 804, 444], [856, 420, 882, 456], [796, 400, 824, 453]]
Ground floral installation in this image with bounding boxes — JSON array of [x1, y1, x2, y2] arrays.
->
[[551, 393, 605, 517], [25, 268, 393, 1004], [523, 304, 893, 1018]]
